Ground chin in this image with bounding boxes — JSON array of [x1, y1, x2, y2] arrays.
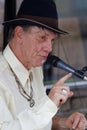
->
[[41, 60, 46, 64], [34, 60, 46, 67]]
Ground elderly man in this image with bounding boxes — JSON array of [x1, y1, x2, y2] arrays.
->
[[0, 0, 87, 130]]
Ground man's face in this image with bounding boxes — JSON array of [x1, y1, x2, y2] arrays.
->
[[16, 26, 58, 69]]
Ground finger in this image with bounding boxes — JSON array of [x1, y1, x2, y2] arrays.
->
[[61, 86, 74, 97], [72, 114, 85, 130], [68, 91, 74, 97], [61, 88, 68, 95], [72, 117, 80, 130], [57, 73, 72, 85], [59, 94, 68, 105], [76, 118, 86, 130], [59, 88, 72, 105]]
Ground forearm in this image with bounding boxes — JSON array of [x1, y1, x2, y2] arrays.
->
[[52, 116, 69, 130]]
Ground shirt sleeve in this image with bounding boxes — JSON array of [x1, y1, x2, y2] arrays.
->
[[0, 96, 21, 130], [0, 95, 58, 130], [18, 95, 58, 130]]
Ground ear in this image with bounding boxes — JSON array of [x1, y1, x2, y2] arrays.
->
[[14, 26, 24, 40]]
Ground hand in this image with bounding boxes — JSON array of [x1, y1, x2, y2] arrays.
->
[[48, 73, 73, 107], [52, 112, 87, 130], [65, 112, 86, 130]]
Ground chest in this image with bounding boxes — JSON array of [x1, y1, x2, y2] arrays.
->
[[6, 75, 46, 115]]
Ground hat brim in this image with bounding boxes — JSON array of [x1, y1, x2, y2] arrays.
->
[[3, 18, 68, 35]]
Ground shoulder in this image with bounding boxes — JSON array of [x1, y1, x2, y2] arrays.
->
[[0, 55, 13, 102], [0, 54, 8, 73], [0, 54, 13, 91]]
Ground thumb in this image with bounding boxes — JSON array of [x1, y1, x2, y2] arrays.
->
[[68, 91, 74, 98]]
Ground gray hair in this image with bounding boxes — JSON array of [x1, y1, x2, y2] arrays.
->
[[8, 25, 31, 42]]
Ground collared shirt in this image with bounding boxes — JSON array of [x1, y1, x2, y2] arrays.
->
[[0, 45, 58, 130]]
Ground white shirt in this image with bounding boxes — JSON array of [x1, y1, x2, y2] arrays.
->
[[0, 45, 58, 130]]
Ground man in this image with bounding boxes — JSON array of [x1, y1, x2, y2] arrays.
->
[[0, 0, 86, 130]]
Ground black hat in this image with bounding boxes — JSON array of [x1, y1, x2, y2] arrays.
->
[[3, 0, 68, 34]]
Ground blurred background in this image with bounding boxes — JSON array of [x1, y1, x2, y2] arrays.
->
[[0, 0, 87, 118]]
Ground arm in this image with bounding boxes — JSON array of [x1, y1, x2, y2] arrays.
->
[[0, 95, 58, 130], [0, 73, 75, 130], [52, 116, 71, 130]]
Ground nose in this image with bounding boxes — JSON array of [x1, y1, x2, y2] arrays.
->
[[43, 39, 53, 53]]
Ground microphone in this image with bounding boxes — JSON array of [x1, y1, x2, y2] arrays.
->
[[46, 54, 87, 81]]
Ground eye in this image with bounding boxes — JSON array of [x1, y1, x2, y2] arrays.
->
[[37, 35, 47, 42], [35, 35, 46, 42], [51, 38, 56, 44], [41, 36, 46, 40]]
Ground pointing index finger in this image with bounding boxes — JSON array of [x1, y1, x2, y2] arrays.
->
[[57, 73, 72, 85]]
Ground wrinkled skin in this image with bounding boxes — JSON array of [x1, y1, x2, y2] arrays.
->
[[52, 112, 87, 130]]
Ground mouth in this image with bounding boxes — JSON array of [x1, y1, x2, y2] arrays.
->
[[41, 55, 48, 61]]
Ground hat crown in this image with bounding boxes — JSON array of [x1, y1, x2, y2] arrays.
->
[[3, 0, 68, 34], [17, 0, 58, 19]]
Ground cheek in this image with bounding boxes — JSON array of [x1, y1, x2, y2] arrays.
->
[[25, 44, 38, 59], [32, 44, 42, 56]]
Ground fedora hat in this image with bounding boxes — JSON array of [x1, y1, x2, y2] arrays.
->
[[3, 0, 68, 34]]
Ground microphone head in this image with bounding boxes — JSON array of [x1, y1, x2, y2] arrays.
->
[[46, 54, 86, 80], [46, 54, 61, 66], [46, 54, 76, 73]]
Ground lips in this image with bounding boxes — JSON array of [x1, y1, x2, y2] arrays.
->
[[41, 54, 48, 61]]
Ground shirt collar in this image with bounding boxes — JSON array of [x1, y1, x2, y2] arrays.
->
[[3, 45, 32, 87]]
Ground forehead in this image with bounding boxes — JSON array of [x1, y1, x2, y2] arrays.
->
[[28, 26, 58, 38]]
